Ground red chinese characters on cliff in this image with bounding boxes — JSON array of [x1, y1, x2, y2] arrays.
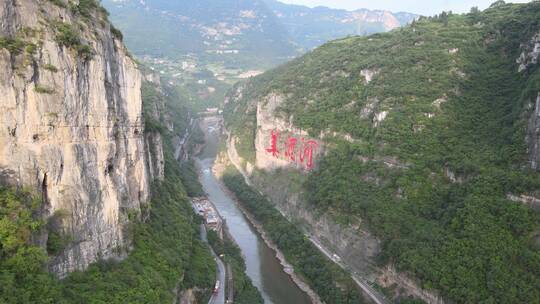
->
[[265, 130, 318, 169], [265, 130, 280, 157], [299, 139, 318, 169], [284, 137, 297, 161]]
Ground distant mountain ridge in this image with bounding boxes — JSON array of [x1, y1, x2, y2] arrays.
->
[[264, 0, 417, 49], [103, 0, 296, 68], [102, 0, 416, 68]]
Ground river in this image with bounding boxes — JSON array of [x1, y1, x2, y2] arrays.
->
[[196, 119, 311, 304]]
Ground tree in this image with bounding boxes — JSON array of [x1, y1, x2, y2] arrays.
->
[[490, 0, 506, 8], [469, 6, 481, 24], [440, 11, 449, 26]]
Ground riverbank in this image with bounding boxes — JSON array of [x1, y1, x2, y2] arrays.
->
[[218, 160, 368, 304]]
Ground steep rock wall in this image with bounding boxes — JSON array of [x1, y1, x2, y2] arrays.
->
[[254, 93, 323, 171], [142, 73, 167, 181], [145, 132, 165, 181], [0, 0, 149, 277]]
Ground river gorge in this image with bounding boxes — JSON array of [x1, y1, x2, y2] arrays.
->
[[196, 118, 311, 304]]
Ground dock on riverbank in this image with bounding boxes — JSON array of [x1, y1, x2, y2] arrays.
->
[[192, 197, 223, 238]]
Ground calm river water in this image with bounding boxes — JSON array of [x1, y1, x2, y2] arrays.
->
[[196, 120, 311, 304]]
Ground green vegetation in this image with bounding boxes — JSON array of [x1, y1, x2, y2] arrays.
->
[[207, 229, 264, 304], [48, 0, 115, 40], [110, 25, 123, 41], [42, 64, 59, 73], [0, 27, 41, 59], [0, 188, 57, 303], [75, 44, 93, 60], [1, 2, 117, 70], [45, 231, 67, 255], [141, 81, 190, 137], [34, 85, 55, 94], [73, 0, 99, 18], [46, 210, 71, 255], [0, 37, 28, 55], [54, 23, 80, 48], [222, 167, 365, 304], [179, 160, 205, 197], [49, 0, 116, 62], [53, 22, 94, 60], [225, 2, 540, 303], [24, 43, 37, 55]]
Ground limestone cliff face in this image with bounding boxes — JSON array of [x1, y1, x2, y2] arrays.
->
[[242, 91, 323, 172], [145, 131, 165, 181], [517, 31, 540, 72], [0, 0, 150, 277]]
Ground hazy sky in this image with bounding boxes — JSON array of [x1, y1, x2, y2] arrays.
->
[[278, 0, 532, 15]]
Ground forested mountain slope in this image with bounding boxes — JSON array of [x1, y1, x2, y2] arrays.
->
[[224, 1, 540, 303]]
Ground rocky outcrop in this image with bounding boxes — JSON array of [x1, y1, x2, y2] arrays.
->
[[360, 68, 379, 83], [225, 87, 378, 285], [145, 132, 165, 181], [224, 89, 381, 283], [528, 93, 540, 171], [378, 265, 444, 304], [0, 0, 151, 277], [176, 289, 196, 304], [349, 10, 401, 31], [507, 193, 540, 210], [517, 31, 540, 72]]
